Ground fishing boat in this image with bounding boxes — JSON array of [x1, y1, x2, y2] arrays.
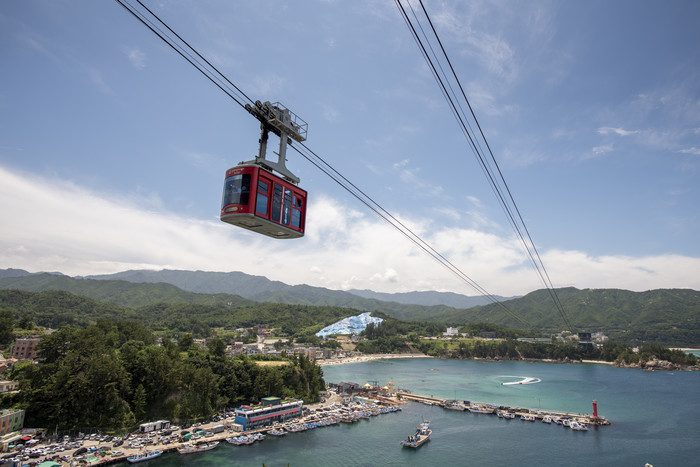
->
[[178, 441, 219, 454], [444, 400, 466, 411], [468, 404, 496, 414], [127, 450, 163, 463], [401, 420, 431, 448], [570, 421, 589, 431]]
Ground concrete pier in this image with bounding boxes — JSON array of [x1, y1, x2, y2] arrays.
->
[[395, 392, 611, 426]]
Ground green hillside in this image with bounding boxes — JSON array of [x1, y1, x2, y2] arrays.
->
[[448, 287, 700, 345], [0, 289, 368, 341], [0, 273, 698, 346], [0, 273, 257, 308]]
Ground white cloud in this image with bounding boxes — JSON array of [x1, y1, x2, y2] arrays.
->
[[1, 166, 699, 296], [679, 147, 700, 155], [125, 47, 147, 69], [85, 67, 111, 94], [597, 126, 639, 137], [591, 144, 613, 156]]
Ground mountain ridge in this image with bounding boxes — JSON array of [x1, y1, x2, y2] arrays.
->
[[1, 268, 699, 345]]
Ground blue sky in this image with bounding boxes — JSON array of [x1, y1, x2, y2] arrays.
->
[[1, 0, 699, 296]]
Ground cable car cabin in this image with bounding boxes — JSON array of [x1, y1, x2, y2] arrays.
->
[[221, 164, 307, 239]]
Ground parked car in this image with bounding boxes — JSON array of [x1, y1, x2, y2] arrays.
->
[[73, 447, 87, 456]]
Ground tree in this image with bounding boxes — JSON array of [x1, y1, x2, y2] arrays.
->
[[0, 310, 14, 346], [206, 338, 226, 358], [178, 333, 194, 352], [133, 384, 147, 422]]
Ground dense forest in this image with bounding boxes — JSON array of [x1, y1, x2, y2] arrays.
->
[[0, 289, 363, 343], [1, 273, 699, 346], [356, 320, 698, 367], [1, 320, 324, 433]]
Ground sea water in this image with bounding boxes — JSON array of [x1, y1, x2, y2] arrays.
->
[[129, 358, 700, 466]]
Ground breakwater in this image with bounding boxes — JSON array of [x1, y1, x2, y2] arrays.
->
[[395, 391, 610, 427]]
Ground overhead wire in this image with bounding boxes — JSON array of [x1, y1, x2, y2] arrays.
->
[[114, 0, 532, 327], [115, 0, 252, 109], [412, 0, 571, 331], [395, 0, 573, 330]]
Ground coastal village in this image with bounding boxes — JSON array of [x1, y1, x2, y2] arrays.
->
[[0, 311, 695, 466], [0, 318, 623, 466], [0, 364, 609, 466]]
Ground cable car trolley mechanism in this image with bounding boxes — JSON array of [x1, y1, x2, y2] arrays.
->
[[221, 101, 308, 239]]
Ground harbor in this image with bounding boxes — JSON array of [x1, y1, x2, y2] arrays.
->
[[1, 383, 608, 465], [0, 395, 401, 466], [3, 358, 696, 466]]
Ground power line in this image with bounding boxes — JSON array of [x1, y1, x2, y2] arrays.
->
[[115, 0, 532, 327], [395, 0, 572, 330]]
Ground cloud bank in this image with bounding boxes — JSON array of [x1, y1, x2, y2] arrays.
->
[[1, 166, 698, 296]]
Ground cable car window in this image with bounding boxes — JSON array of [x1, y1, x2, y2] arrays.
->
[[271, 184, 283, 222], [291, 195, 302, 228], [222, 173, 251, 207], [255, 180, 269, 216], [282, 188, 292, 225], [291, 207, 301, 229]]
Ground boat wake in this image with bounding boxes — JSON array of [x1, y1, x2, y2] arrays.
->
[[498, 376, 542, 386]]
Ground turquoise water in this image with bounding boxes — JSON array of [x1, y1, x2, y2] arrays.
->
[[130, 359, 700, 466]]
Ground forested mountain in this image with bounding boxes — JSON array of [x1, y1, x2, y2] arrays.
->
[[0, 271, 468, 320], [1, 269, 699, 345], [442, 287, 700, 344], [346, 288, 516, 308], [0, 289, 365, 341], [0, 272, 257, 308], [82, 269, 514, 308], [0, 268, 33, 279]]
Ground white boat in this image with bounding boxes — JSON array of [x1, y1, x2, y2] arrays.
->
[[468, 405, 496, 414], [401, 420, 431, 448], [178, 441, 219, 454], [570, 421, 589, 431], [444, 402, 466, 411], [127, 450, 163, 463]]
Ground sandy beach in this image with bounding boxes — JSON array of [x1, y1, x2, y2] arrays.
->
[[316, 353, 431, 366]]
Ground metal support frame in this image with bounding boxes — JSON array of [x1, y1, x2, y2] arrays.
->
[[242, 101, 307, 184]]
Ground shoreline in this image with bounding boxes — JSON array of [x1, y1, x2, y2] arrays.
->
[[318, 354, 697, 371], [316, 353, 431, 366]]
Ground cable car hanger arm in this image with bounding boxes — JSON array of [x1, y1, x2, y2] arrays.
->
[[241, 100, 308, 184]]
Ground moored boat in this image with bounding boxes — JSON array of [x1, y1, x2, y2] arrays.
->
[[178, 441, 219, 454], [444, 400, 466, 411], [127, 450, 163, 463], [570, 421, 589, 431], [468, 404, 496, 414]]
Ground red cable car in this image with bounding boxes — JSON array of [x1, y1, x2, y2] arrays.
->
[[221, 163, 307, 238], [220, 101, 308, 239]]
